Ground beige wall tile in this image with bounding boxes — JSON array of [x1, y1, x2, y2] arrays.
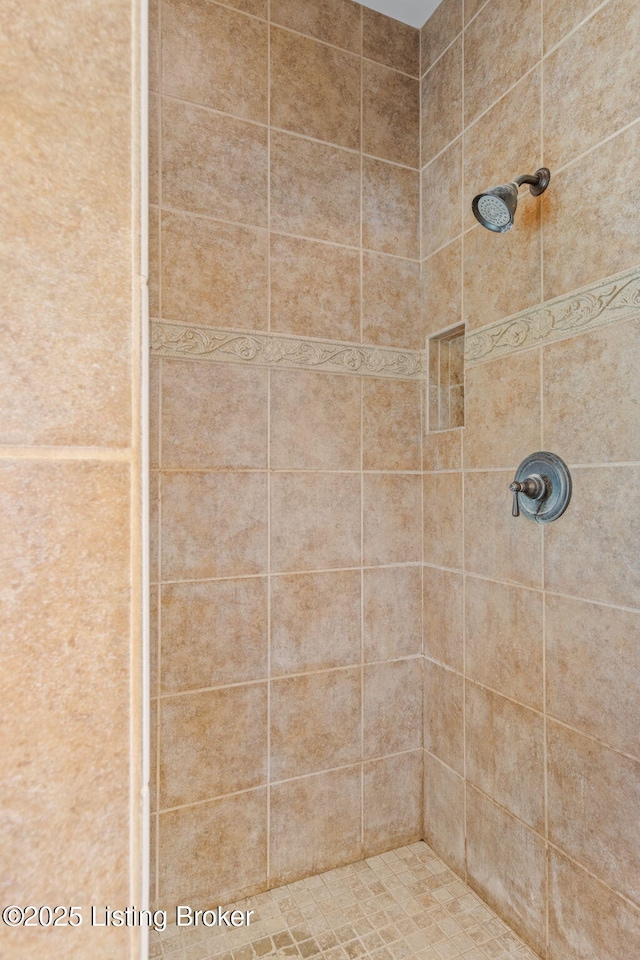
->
[[463, 349, 541, 469], [423, 660, 464, 774], [149, 358, 160, 470], [466, 577, 543, 710], [271, 131, 361, 245], [149, 92, 159, 205], [162, 98, 268, 225], [548, 850, 640, 960], [466, 787, 547, 957], [149, 204, 159, 317], [543, 0, 604, 51], [150, 584, 159, 696], [464, 0, 541, 126], [543, 318, 640, 465], [150, 473, 160, 584], [423, 427, 462, 471], [466, 683, 545, 830], [464, 0, 487, 21], [225, 0, 267, 16], [159, 683, 267, 807], [149, 0, 159, 91], [362, 252, 422, 348], [421, 37, 462, 165], [464, 470, 542, 588], [364, 752, 423, 855], [160, 209, 268, 328], [424, 567, 463, 672], [546, 594, 640, 760], [161, 360, 268, 469], [162, 471, 267, 580], [423, 472, 463, 569], [160, 578, 268, 693], [363, 7, 419, 76], [270, 234, 360, 340], [544, 0, 640, 170], [270, 767, 362, 886], [422, 139, 462, 257], [271, 370, 361, 471], [363, 62, 419, 167], [544, 466, 640, 607], [423, 239, 462, 336], [423, 752, 465, 875], [363, 379, 422, 470], [270, 0, 361, 52], [271, 473, 361, 572], [548, 721, 640, 904], [362, 157, 420, 258], [363, 474, 422, 565], [363, 566, 423, 662], [158, 789, 267, 908], [271, 28, 361, 150], [162, 0, 268, 122], [543, 124, 640, 300], [271, 570, 361, 675], [421, 0, 463, 74], [364, 659, 423, 758]]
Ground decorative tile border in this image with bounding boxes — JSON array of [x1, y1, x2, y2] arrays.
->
[[151, 321, 425, 380], [465, 266, 640, 366]]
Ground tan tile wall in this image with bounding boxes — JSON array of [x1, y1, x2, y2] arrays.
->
[[0, 1, 143, 958], [421, 1, 640, 956], [150, 0, 424, 909]]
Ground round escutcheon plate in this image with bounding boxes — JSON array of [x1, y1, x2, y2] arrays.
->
[[512, 452, 572, 524]]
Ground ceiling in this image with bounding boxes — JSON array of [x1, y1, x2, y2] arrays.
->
[[357, 0, 444, 29]]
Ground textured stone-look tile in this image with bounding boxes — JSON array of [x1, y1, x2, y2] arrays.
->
[[160, 209, 268, 328], [464, 0, 541, 125], [465, 0, 488, 21], [423, 427, 462, 471], [424, 568, 463, 672], [271, 370, 361, 471], [271, 28, 361, 150], [270, 234, 360, 340], [149, 358, 160, 470], [161, 471, 267, 580], [271, 668, 361, 780], [162, 99, 268, 225], [423, 660, 464, 774], [464, 471, 542, 588], [271, 473, 360, 572], [225, 0, 267, 15], [546, 594, 640, 759], [544, 0, 640, 170], [423, 753, 465, 874], [362, 252, 422, 349], [150, 473, 160, 584], [270, 767, 362, 886], [161, 360, 268, 469], [466, 788, 547, 957], [150, 584, 159, 697], [364, 753, 423, 855], [466, 577, 543, 710], [543, 124, 640, 300], [363, 157, 420, 258], [162, 0, 267, 122], [423, 241, 462, 336], [363, 379, 422, 470], [423, 473, 463, 569], [548, 851, 640, 960], [149, 0, 159, 91], [158, 789, 267, 908], [148, 204, 159, 317], [464, 349, 541, 468], [363, 474, 422, 566], [421, 37, 462, 165], [160, 684, 267, 807], [364, 660, 422, 758], [543, 318, 640, 465], [149, 93, 159, 206], [363, 7, 420, 76], [466, 683, 545, 830], [160, 578, 268, 693], [544, 466, 640, 607], [271, 131, 360, 245], [543, 0, 604, 51], [271, 570, 361, 675], [363, 566, 422, 662], [270, 0, 361, 52], [422, 139, 462, 258], [421, 0, 463, 73], [0, 462, 130, 911], [363, 62, 419, 167]]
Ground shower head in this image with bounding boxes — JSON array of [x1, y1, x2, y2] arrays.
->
[[472, 167, 551, 233]]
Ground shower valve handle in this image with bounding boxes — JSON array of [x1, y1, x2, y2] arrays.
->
[[509, 475, 546, 518]]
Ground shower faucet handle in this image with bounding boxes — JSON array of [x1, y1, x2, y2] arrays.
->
[[509, 475, 546, 518], [509, 453, 572, 524]]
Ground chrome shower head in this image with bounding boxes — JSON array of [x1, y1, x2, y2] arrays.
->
[[472, 168, 551, 233]]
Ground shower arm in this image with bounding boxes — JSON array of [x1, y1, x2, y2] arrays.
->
[[512, 169, 551, 196]]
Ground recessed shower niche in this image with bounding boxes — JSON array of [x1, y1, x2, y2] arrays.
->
[[427, 324, 465, 431]]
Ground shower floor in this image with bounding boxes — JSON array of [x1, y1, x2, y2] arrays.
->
[[149, 843, 540, 960]]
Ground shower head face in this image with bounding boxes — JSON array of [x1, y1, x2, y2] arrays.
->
[[472, 182, 519, 233]]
